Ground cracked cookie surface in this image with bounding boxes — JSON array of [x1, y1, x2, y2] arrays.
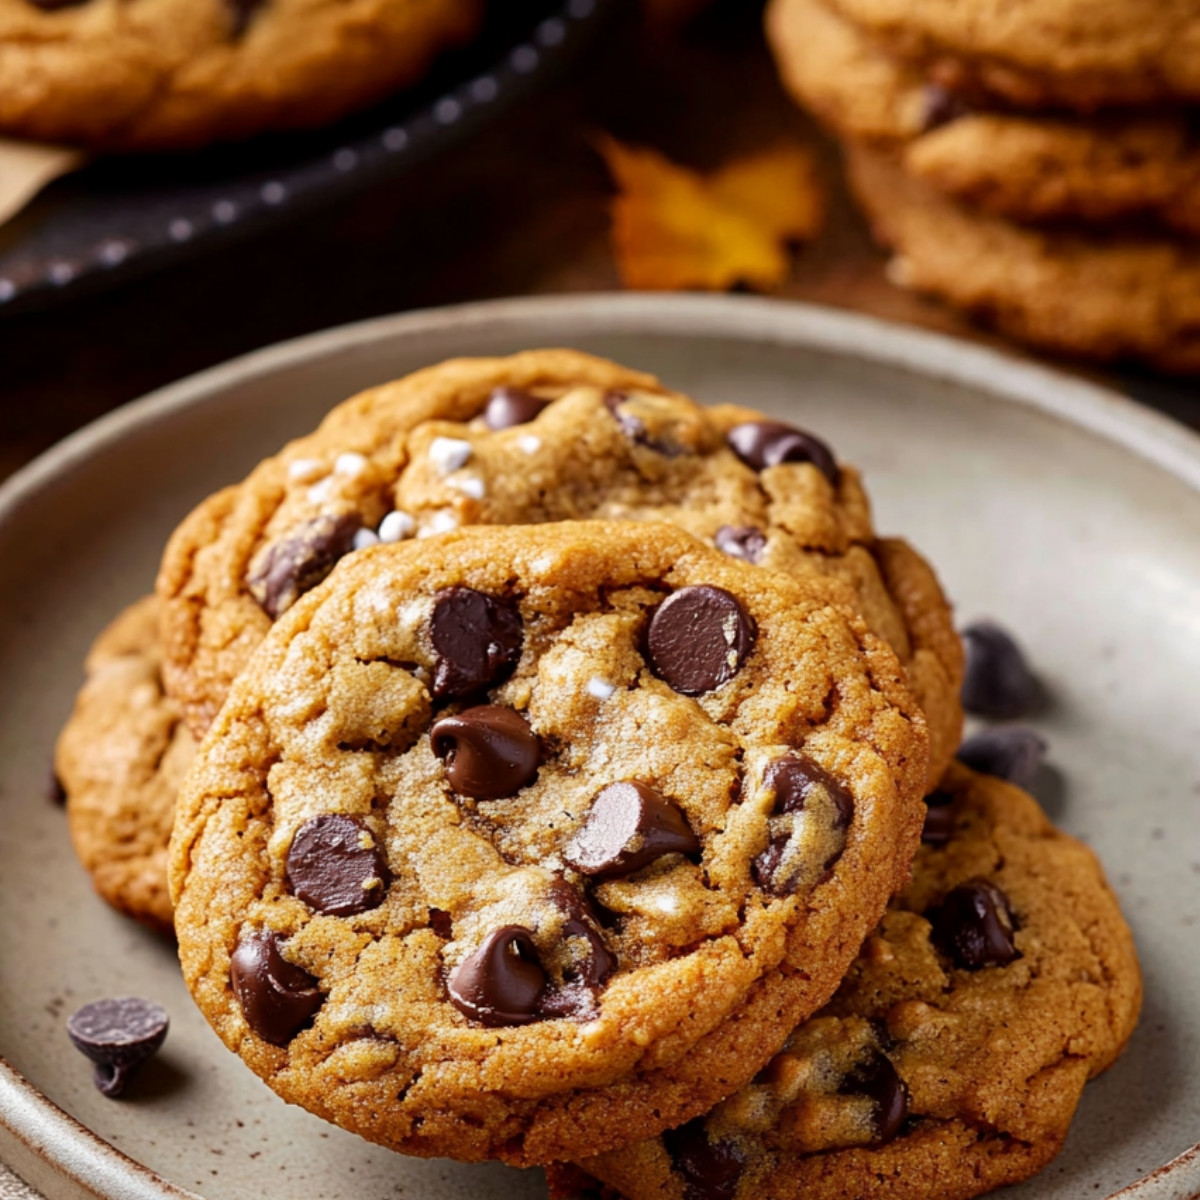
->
[[157, 349, 962, 786], [557, 762, 1142, 1200], [169, 521, 928, 1165]]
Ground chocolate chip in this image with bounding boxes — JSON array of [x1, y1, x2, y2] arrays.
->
[[48, 769, 66, 806], [841, 1049, 908, 1144], [26, 0, 89, 10], [726, 420, 838, 483], [537, 883, 617, 1020], [714, 525, 767, 565], [647, 585, 756, 696], [448, 926, 546, 1026], [285, 814, 389, 917], [246, 512, 362, 619], [921, 83, 971, 130], [564, 782, 699, 880], [429, 908, 454, 938], [663, 1118, 745, 1200], [429, 586, 523, 698], [230, 929, 322, 1045], [753, 757, 854, 896], [226, 0, 265, 36], [921, 791, 956, 846], [430, 705, 540, 799], [483, 387, 549, 430], [603, 390, 683, 456], [931, 879, 1020, 970], [957, 727, 1047, 789], [961, 621, 1041, 719], [66, 997, 168, 1098]]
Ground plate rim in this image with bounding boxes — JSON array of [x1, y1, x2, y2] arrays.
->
[[2, 292, 1198, 1200]]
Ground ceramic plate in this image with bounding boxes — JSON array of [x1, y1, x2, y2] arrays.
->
[[0, 295, 1197, 1200]]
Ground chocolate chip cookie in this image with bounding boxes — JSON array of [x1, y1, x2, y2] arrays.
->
[[0, 0, 480, 149], [557, 762, 1142, 1200], [157, 349, 963, 785], [169, 521, 929, 1165], [56, 596, 193, 934], [768, 0, 1200, 234]]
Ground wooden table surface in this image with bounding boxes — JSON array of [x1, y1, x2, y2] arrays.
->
[[1, 0, 1197, 486]]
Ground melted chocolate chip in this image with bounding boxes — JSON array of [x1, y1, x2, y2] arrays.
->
[[714, 524, 767, 565], [66, 997, 169, 1098], [538, 881, 617, 1019], [957, 727, 1047, 789], [603, 390, 683, 456], [646, 585, 756, 695], [226, 0, 265, 36], [961, 621, 1041, 718], [246, 512, 362, 619], [483, 387, 549, 430], [726, 420, 838, 483], [448, 926, 546, 1026], [841, 1049, 908, 1144], [753, 757, 854, 896], [429, 908, 454, 938], [922, 83, 971, 130], [285, 814, 389, 917], [564, 781, 699, 880], [663, 1118, 746, 1200], [230, 929, 322, 1045], [429, 586, 523, 698], [931, 879, 1020, 970], [430, 705, 540, 799], [26, 0, 89, 10], [921, 791, 956, 846]]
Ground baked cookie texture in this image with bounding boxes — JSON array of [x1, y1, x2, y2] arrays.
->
[[0, 0, 481, 149], [848, 147, 1200, 373], [56, 596, 193, 934], [820, 0, 1200, 110], [557, 763, 1142, 1200], [156, 349, 963, 786], [169, 522, 929, 1165], [767, 0, 1200, 234]]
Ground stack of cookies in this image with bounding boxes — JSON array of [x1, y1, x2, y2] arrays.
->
[[766, 0, 1200, 372], [55, 349, 1141, 1199]]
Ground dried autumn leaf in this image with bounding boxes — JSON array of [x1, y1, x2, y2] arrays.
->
[[598, 136, 824, 292]]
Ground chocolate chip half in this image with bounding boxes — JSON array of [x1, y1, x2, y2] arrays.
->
[[246, 512, 362, 619], [961, 621, 1041, 719], [714, 525, 766, 565], [663, 1118, 746, 1200], [603, 390, 684, 456], [230, 929, 322, 1045], [921, 83, 971, 130], [429, 586, 523, 698], [921, 791, 956, 846], [931, 879, 1020, 970], [841, 1049, 908, 1144], [483, 387, 549, 430], [66, 997, 169, 1098], [647, 585, 756, 696], [285, 814, 389, 917], [957, 727, 1047, 789], [448, 926, 546, 1026], [226, 0, 265, 36], [537, 880, 617, 1020], [726, 420, 838, 483], [430, 705, 540, 799], [753, 757, 854, 896], [564, 782, 699, 880]]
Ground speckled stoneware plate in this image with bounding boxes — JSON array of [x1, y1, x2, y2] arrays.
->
[[0, 294, 1198, 1200]]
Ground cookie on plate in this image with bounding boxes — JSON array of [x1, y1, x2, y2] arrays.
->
[[56, 596, 193, 934], [0, 0, 481, 149], [170, 521, 929, 1165], [556, 762, 1142, 1200], [157, 348, 963, 785]]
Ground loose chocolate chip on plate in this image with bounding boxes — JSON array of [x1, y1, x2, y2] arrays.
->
[[931, 878, 1020, 970], [230, 929, 322, 1045], [663, 1118, 746, 1200], [841, 1049, 908, 1144], [246, 512, 362, 619], [961, 620, 1041, 718], [921, 791, 956, 846], [957, 727, 1047, 789], [564, 781, 699, 880], [285, 814, 389, 917], [647, 585, 756, 696], [448, 926, 546, 1026], [429, 586, 523, 698], [483, 387, 549, 430], [714, 524, 767, 565], [430, 705, 540, 799], [726, 420, 838, 483], [66, 997, 169, 1098]]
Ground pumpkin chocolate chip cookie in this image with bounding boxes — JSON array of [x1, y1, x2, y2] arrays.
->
[[170, 521, 929, 1165]]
